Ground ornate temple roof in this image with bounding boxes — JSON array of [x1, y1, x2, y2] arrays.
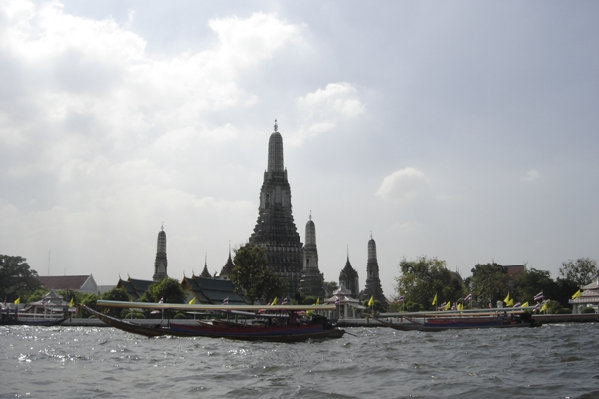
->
[[182, 275, 246, 305]]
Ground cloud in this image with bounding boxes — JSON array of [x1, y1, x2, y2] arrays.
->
[[295, 82, 365, 142], [375, 167, 429, 202], [0, 2, 305, 191], [521, 169, 540, 182]]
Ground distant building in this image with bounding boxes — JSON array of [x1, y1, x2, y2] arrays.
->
[[299, 214, 325, 298], [117, 277, 153, 300], [339, 253, 360, 298], [361, 235, 387, 310], [181, 275, 247, 305], [38, 274, 99, 294], [503, 265, 525, 278], [248, 121, 303, 298], [153, 226, 168, 281]]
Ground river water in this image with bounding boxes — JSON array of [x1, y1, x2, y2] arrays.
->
[[1, 323, 598, 398]]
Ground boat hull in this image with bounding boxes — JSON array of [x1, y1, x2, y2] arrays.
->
[[81, 304, 344, 341], [377, 313, 539, 332]]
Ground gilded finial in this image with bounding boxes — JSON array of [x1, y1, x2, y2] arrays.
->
[[274, 119, 278, 133]]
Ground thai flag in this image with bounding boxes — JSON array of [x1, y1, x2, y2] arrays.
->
[[281, 297, 289, 305], [222, 297, 229, 305], [158, 297, 164, 304], [534, 291, 544, 301], [396, 296, 405, 303], [513, 302, 521, 308], [464, 293, 473, 302], [334, 297, 340, 305]]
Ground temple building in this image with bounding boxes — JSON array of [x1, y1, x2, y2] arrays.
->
[[339, 251, 360, 298], [219, 245, 235, 279], [361, 235, 387, 310], [181, 275, 247, 305], [248, 121, 303, 298], [153, 226, 168, 281], [299, 213, 325, 298]]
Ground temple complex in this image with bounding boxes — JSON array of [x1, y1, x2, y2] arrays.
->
[[248, 121, 303, 298], [361, 235, 387, 310], [152, 226, 168, 281], [339, 252, 360, 298], [299, 213, 325, 298]]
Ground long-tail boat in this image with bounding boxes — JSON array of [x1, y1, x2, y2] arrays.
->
[[375, 308, 541, 332], [83, 301, 344, 342]]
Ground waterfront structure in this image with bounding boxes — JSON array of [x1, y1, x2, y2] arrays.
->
[[248, 121, 303, 298], [325, 284, 364, 319], [153, 226, 168, 281], [339, 252, 360, 298], [299, 214, 325, 298], [569, 279, 599, 314], [362, 235, 387, 310]]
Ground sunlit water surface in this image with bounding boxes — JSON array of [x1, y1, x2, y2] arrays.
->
[[1, 323, 598, 398]]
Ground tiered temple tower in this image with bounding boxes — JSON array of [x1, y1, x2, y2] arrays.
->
[[339, 250, 359, 298], [152, 226, 168, 281], [249, 121, 303, 298], [362, 235, 387, 310], [299, 213, 325, 298]]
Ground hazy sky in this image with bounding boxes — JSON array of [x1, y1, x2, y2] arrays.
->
[[1, 0, 598, 297]]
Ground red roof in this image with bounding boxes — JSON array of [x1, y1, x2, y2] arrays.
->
[[38, 275, 91, 290]]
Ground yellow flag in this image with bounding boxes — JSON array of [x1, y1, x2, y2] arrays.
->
[[444, 301, 451, 311], [507, 297, 514, 307], [457, 302, 463, 311], [432, 293, 437, 306], [69, 298, 74, 308], [571, 289, 581, 299], [368, 296, 374, 307], [315, 297, 320, 305], [14, 297, 20, 305], [270, 297, 278, 306], [540, 302, 548, 312], [503, 292, 511, 305], [521, 301, 529, 307], [188, 297, 196, 305]]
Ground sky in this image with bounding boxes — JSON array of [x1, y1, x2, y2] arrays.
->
[[1, 0, 598, 298]]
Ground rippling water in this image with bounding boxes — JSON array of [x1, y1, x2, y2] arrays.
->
[[2, 323, 599, 398]]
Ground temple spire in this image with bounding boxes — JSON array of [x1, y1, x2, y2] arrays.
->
[[153, 225, 168, 281], [267, 119, 284, 172]]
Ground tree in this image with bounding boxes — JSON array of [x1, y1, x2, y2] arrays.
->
[[0, 255, 42, 302], [139, 278, 186, 304], [559, 258, 598, 286], [231, 244, 285, 304], [323, 281, 339, 297], [467, 263, 511, 307], [395, 256, 464, 310], [517, 267, 556, 304], [101, 287, 132, 316]]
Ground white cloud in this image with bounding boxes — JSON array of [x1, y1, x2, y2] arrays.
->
[[521, 169, 540, 182], [295, 82, 365, 142], [375, 167, 429, 202]]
